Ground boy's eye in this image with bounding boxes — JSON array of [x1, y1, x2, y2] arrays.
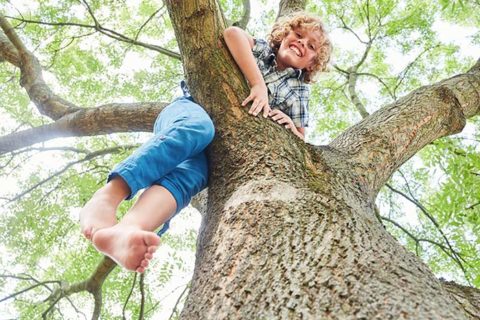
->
[[295, 32, 302, 37]]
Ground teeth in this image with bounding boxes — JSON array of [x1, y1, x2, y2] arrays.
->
[[289, 45, 301, 56]]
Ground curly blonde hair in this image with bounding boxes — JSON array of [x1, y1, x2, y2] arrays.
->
[[268, 12, 332, 83]]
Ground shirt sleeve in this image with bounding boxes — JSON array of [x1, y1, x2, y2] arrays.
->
[[252, 38, 271, 60]]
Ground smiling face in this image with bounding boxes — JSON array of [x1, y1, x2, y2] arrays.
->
[[275, 27, 321, 72]]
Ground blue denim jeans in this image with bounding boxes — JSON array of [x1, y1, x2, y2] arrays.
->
[[108, 96, 214, 235]]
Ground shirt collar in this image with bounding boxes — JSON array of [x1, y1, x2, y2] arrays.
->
[[266, 53, 304, 80]]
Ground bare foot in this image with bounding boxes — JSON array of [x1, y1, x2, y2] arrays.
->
[[79, 192, 118, 240], [79, 178, 129, 240], [92, 224, 160, 273]]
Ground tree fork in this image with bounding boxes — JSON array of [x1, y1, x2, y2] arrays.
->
[[165, 0, 479, 319]]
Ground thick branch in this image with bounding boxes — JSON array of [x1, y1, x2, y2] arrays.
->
[[441, 281, 480, 320], [347, 67, 369, 118], [0, 15, 79, 119], [233, 0, 250, 29], [277, 0, 307, 19], [0, 101, 168, 155], [0, 32, 20, 66], [329, 62, 480, 196]]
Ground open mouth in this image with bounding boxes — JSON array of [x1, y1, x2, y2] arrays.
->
[[289, 45, 302, 57]]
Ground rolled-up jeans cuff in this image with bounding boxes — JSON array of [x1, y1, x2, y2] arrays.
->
[[107, 169, 140, 201]]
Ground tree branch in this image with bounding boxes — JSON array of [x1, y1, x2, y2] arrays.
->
[[233, 0, 250, 29], [347, 67, 370, 118], [5, 15, 181, 60], [139, 273, 145, 320], [122, 273, 137, 320], [329, 61, 480, 196], [42, 294, 62, 319], [336, 13, 375, 119], [356, 71, 396, 99], [0, 280, 61, 303], [0, 32, 20, 66], [337, 13, 368, 45], [43, 257, 117, 319], [393, 45, 441, 98], [385, 183, 469, 280], [441, 280, 480, 319], [277, 0, 306, 19], [5, 145, 137, 203], [169, 284, 189, 320], [0, 15, 79, 119], [92, 289, 102, 320], [381, 216, 465, 269], [134, 6, 165, 42], [0, 101, 168, 155], [80, 0, 100, 28]]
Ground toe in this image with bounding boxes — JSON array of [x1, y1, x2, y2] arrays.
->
[[82, 227, 92, 240], [140, 259, 149, 268], [145, 253, 153, 260], [144, 233, 161, 247], [147, 246, 157, 254]]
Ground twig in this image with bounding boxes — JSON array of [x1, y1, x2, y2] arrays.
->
[[79, 0, 100, 28], [466, 202, 480, 210], [139, 273, 145, 320], [0, 280, 61, 303], [381, 216, 462, 258], [42, 295, 62, 319], [7, 145, 137, 203], [168, 285, 189, 320], [337, 13, 367, 44], [355, 72, 396, 100], [386, 183, 470, 282], [393, 45, 440, 97], [122, 273, 137, 320], [134, 6, 165, 41], [5, 16, 181, 60]]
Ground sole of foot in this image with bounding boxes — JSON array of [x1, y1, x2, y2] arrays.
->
[[92, 225, 160, 272]]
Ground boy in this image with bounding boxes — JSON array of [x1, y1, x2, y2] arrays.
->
[[79, 12, 331, 273], [224, 13, 331, 139]]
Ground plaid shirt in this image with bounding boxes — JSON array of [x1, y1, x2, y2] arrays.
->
[[252, 38, 310, 128]]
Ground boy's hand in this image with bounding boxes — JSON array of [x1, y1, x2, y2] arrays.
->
[[242, 83, 271, 118], [269, 109, 304, 140]]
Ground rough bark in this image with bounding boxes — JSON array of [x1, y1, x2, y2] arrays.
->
[[277, 0, 308, 19], [331, 65, 480, 196], [442, 280, 480, 320], [164, 1, 480, 319]]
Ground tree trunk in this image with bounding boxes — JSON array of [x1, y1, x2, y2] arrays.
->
[[164, 1, 480, 319]]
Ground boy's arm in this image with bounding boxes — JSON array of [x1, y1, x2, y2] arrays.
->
[[223, 26, 271, 118], [270, 109, 305, 140]]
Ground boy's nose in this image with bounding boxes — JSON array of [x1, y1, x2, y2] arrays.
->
[[297, 39, 306, 47]]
